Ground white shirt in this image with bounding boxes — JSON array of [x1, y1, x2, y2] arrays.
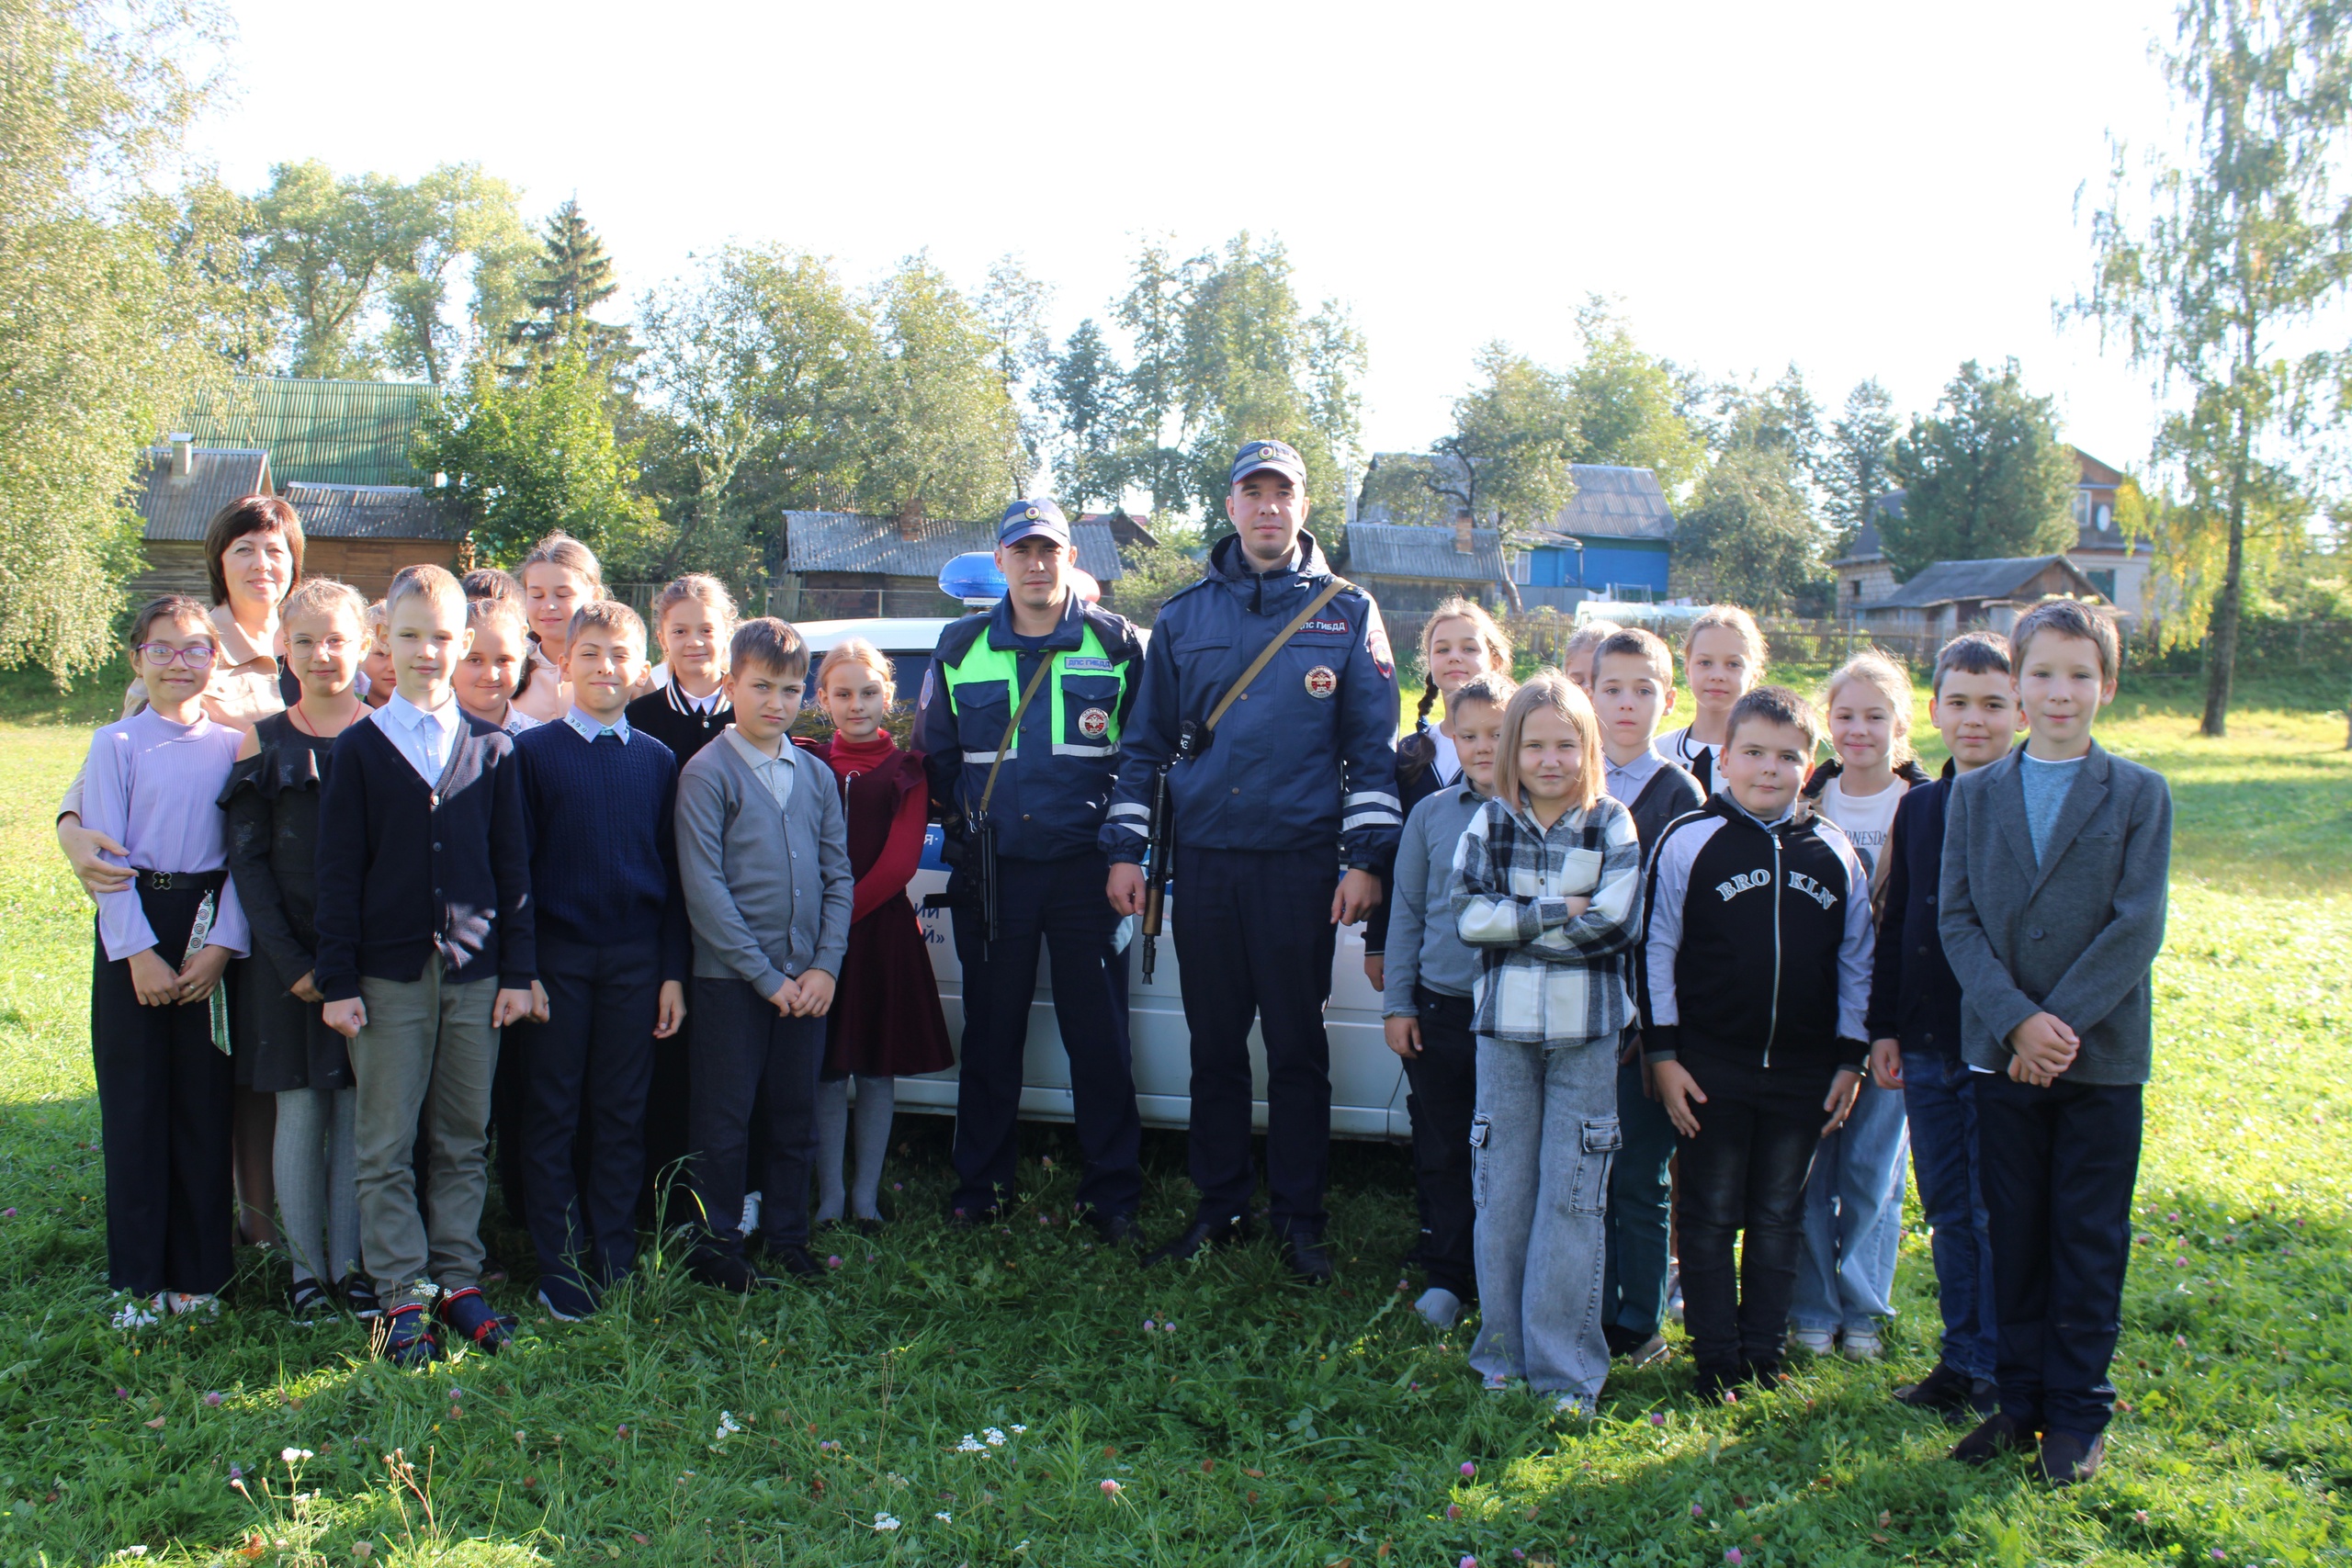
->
[[1818, 773, 1907, 893], [1425, 727, 1461, 789], [563, 706, 634, 745], [724, 725, 798, 808], [1657, 724, 1717, 783], [372, 690, 463, 785]]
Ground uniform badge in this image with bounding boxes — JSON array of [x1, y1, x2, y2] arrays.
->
[[1078, 705, 1111, 739], [1304, 665, 1339, 699], [918, 669, 935, 710]]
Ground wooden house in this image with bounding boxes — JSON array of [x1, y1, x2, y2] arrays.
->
[[1853, 554, 2109, 644], [778, 511, 1125, 619]]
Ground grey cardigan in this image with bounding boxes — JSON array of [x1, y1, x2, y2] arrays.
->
[[674, 734, 854, 998], [1381, 781, 1486, 1014], [1938, 741, 2171, 1085]]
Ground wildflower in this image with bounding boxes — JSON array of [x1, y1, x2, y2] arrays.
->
[[1649, 1413, 1667, 1427], [1144, 1319, 1156, 1331], [934, 1511, 954, 1523], [2134, 1510, 2150, 1524], [1011, 1424, 1027, 1433], [203, 1392, 224, 1407], [1726, 1551, 1745, 1565], [874, 1513, 901, 1531], [1163, 1320, 1178, 1333], [2211, 1552, 2225, 1562], [819, 1439, 841, 1451], [713, 1411, 742, 1442], [2, 1208, 15, 1217], [1691, 1503, 1705, 1517], [1460, 1558, 1477, 1568], [826, 1256, 843, 1269], [892, 1181, 904, 1191], [616, 1424, 629, 1438], [2176, 1336, 2188, 1348], [956, 1435, 986, 1453], [1461, 1461, 1477, 1478], [1445, 1504, 1461, 1520], [984, 1427, 1007, 1447], [281, 1448, 314, 1464], [1101, 1479, 1123, 1495]]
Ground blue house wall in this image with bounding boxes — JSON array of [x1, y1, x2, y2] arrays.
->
[[1526, 538, 1670, 596]]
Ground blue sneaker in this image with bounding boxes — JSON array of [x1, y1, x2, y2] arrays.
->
[[436, 1287, 512, 1354], [536, 1274, 597, 1323], [373, 1303, 439, 1367]]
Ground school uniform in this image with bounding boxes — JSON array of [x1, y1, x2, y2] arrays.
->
[[1642, 795, 1873, 1383], [1940, 742, 2172, 1445], [312, 694, 537, 1313], [1600, 745, 1705, 1352], [508, 710, 689, 1312], [673, 728, 854, 1269], [84, 710, 251, 1298], [1363, 717, 1461, 967]]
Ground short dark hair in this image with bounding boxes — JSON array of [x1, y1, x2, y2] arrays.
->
[[462, 568, 521, 604], [204, 494, 303, 607], [128, 594, 217, 651], [2010, 599, 2120, 681], [1448, 671, 1516, 715], [1931, 630, 2011, 695], [1593, 626, 1676, 684], [568, 599, 647, 652], [729, 616, 808, 682], [1725, 683, 1825, 754]]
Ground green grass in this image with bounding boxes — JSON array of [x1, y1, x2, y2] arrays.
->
[[0, 679, 2346, 1565]]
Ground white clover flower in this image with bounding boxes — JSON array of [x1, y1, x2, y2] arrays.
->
[[955, 1434, 985, 1452], [1011, 1424, 1028, 1434], [933, 1512, 952, 1524], [279, 1448, 314, 1464], [873, 1513, 901, 1531], [713, 1411, 742, 1442], [983, 1427, 1007, 1447]]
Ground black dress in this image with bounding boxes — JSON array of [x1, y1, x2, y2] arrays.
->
[[624, 680, 734, 767], [220, 713, 350, 1095]]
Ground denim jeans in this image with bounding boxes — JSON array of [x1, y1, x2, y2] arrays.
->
[[1675, 1053, 1832, 1377], [1467, 1035, 1617, 1398], [1601, 1043, 1677, 1341], [1791, 1079, 1908, 1335], [1902, 1052, 1996, 1379]]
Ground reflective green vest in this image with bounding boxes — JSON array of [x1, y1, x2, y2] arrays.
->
[[938, 620, 1127, 767]]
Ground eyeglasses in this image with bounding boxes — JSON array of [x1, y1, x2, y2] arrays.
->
[[135, 643, 220, 670]]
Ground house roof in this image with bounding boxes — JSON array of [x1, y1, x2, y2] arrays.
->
[[1549, 465, 1676, 540], [1865, 555, 2098, 611], [1832, 497, 2152, 568], [131, 446, 272, 541], [180, 376, 432, 488], [1079, 510, 1159, 550], [1830, 519, 1886, 568], [782, 512, 1124, 584], [1344, 523, 1508, 583], [283, 481, 462, 541]]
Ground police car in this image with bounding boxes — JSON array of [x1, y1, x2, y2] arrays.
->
[[794, 596, 1411, 1144]]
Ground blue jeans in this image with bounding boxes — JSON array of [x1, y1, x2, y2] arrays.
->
[[1902, 1052, 1997, 1379], [1791, 1078, 1907, 1334]]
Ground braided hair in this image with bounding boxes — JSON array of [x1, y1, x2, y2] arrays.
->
[[1402, 597, 1512, 784]]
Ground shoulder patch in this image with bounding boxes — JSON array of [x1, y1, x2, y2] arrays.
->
[[1365, 607, 1395, 680], [918, 668, 935, 710]]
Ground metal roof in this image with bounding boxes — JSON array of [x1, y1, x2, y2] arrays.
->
[[282, 481, 462, 541], [131, 446, 272, 541], [180, 376, 432, 487], [1866, 555, 2096, 610], [1355, 453, 1674, 540], [1344, 523, 1508, 583], [1830, 519, 1886, 567], [783, 512, 1124, 582]]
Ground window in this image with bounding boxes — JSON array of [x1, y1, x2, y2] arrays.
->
[[1508, 550, 1530, 584], [2086, 569, 2116, 601], [2073, 488, 2092, 527]]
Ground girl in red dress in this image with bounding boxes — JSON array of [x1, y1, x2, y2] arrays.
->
[[812, 640, 952, 1230]]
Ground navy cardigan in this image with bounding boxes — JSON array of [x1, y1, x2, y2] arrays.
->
[[1863, 763, 1959, 1055], [311, 712, 537, 1002]]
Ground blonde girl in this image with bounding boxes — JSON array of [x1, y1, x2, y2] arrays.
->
[[1788, 649, 1928, 1363], [809, 640, 951, 1231], [514, 532, 604, 722], [1450, 671, 1644, 1411], [1657, 604, 1767, 793], [1558, 618, 1622, 692]]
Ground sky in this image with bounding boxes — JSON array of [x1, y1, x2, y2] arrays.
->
[[186, 0, 2186, 479]]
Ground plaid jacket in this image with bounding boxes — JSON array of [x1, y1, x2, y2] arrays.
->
[[1451, 792, 1642, 1045]]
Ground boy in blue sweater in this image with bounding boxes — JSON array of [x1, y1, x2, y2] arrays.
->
[[509, 602, 688, 1320], [1868, 631, 2019, 1418], [317, 565, 537, 1364]]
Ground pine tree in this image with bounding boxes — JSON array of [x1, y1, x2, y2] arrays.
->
[[506, 197, 634, 375]]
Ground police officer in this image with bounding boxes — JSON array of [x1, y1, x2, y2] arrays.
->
[[918, 499, 1150, 1242], [1103, 439, 1402, 1282]]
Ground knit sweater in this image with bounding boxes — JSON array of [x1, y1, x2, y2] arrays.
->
[[625, 681, 734, 769], [512, 720, 689, 979], [311, 712, 536, 1001]]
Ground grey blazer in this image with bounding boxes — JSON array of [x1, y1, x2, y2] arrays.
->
[[674, 735, 854, 998], [1938, 741, 2172, 1085]]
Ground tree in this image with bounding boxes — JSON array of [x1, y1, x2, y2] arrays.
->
[[378, 164, 534, 385], [506, 198, 635, 378], [0, 0, 228, 679], [1567, 299, 1708, 500], [1423, 345, 1579, 609], [1819, 379, 1899, 549], [1677, 437, 1827, 614], [852, 254, 1024, 524], [1883, 359, 2077, 579], [2075, 0, 2352, 736], [1050, 318, 1126, 510], [413, 350, 657, 567], [977, 255, 1051, 485], [253, 159, 405, 379], [1106, 236, 1196, 514]]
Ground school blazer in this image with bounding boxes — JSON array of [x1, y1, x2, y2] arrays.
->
[[673, 736, 854, 1000], [1937, 742, 2173, 1085]]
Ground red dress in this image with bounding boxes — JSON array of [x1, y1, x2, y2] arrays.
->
[[820, 731, 954, 1079]]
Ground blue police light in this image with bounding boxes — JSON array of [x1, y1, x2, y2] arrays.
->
[[939, 551, 1007, 607]]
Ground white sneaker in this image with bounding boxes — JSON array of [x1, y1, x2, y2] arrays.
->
[[165, 1292, 220, 1317], [740, 1190, 763, 1237], [110, 1293, 163, 1330], [1414, 1288, 1463, 1329], [1553, 1393, 1594, 1417], [1481, 1371, 1513, 1393], [1788, 1326, 1837, 1356], [1839, 1329, 1883, 1361]]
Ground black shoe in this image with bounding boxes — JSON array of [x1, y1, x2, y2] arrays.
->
[[1620, 1332, 1670, 1368], [1691, 1363, 1740, 1402], [851, 1216, 885, 1238], [687, 1249, 777, 1293], [341, 1270, 381, 1321], [1739, 1357, 1790, 1392], [2038, 1428, 2106, 1486], [1894, 1361, 1979, 1415], [288, 1277, 334, 1319], [1279, 1237, 1334, 1286], [1951, 1412, 2037, 1466], [764, 1244, 825, 1280], [1142, 1213, 1251, 1267], [1602, 1323, 1642, 1358], [1087, 1210, 1146, 1249]]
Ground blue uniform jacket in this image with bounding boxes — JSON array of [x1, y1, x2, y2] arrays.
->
[[1864, 763, 1963, 1055], [916, 592, 1147, 863], [1101, 529, 1402, 868]]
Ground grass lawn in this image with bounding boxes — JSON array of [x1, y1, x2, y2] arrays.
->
[[0, 671, 2346, 1566]]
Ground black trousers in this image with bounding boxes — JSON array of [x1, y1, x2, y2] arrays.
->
[[91, 886, 235, 1296], [951, 852, 1143, 1220], [1674, 1053, 1834, 1376], [1172, 846, 1339, 1242], [1978, 1073, 2143, 1438], [639, 1020, 694, 1229], [687, 976, 824, 1256], [514, 940, 661, 1292], [1404, 986, 1478, 1297]]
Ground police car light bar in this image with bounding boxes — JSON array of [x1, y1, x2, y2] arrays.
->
[[939, 551, 1008, 607]]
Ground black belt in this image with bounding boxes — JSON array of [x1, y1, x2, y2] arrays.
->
[[133, 868, 227, 894]]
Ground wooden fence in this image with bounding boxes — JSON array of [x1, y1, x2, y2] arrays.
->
[[1497, 609, 1941, 672]]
